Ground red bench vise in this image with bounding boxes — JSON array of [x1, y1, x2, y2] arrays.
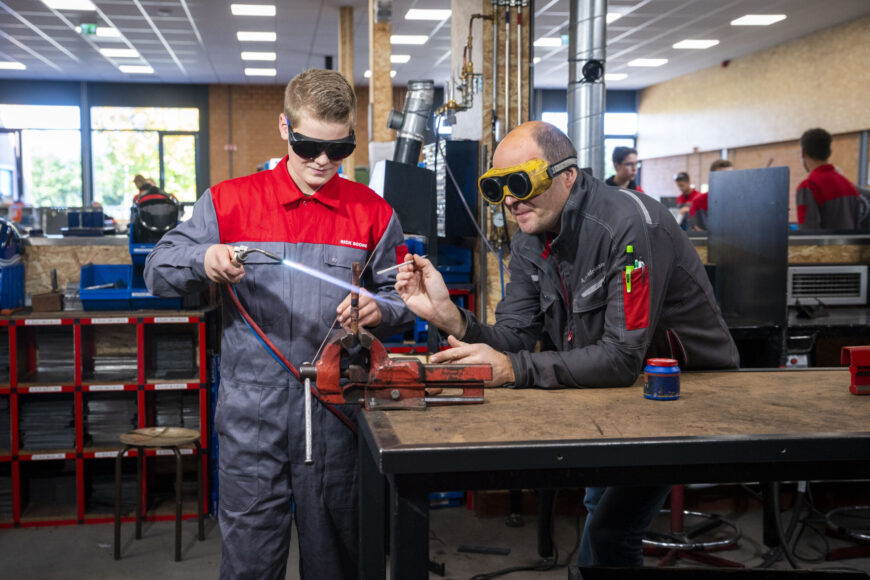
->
[[300, 327, 489, 410], [842, 346, 870, 395]]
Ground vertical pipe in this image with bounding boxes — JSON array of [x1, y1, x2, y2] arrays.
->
[[517, 4, 522, 124], [505, 2, 510, 131], [567, 0, 606, 179], [492, 1, 500, 145]]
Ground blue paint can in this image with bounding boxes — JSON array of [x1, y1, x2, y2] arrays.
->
[[644, 358, 680, 400]]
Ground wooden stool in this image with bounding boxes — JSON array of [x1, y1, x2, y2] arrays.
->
[[114, 427, 204, 562]]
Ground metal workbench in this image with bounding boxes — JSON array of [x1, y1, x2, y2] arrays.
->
[[358, 369, 870, 579]]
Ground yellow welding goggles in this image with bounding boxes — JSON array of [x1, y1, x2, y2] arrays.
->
[[478, 157, 578, 204]]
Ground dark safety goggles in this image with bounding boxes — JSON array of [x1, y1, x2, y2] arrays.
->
[[286, 122, 356, 161], [478, 157, 577, 204]]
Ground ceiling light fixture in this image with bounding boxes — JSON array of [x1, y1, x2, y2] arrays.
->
[[0, 61, 26, 70], [731, 14, 787, 26], [364, 70, 397, 78], [390, 35, 428, 45], [241, 51, 277, 61], [405, 9, 451, 20], [628, 58, 668, 67], [606, 13, 622, 24], [41, 0, 96, 10], [390, 54, 411, 64], [244, 67, 277, 76], [533, 57, 541, 64], [534, 37, 562, 48], [673, 39, 720, 49], [100, 48, 139, 58], [119, 65, 153, 74], [231, 4, 276, 17], [604, 73, 627, 81], [96, 27, 121, 38], [237, 31, 277, 42]]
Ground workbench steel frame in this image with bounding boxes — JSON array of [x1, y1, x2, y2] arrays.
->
[[357, 369, 870, 580]]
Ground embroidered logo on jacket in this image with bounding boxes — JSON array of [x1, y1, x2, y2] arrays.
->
[[340, 239, 369, 249]]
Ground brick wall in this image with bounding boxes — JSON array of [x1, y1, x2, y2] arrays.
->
[[208, 84, 286, 185], [208, 84, 399, 186]]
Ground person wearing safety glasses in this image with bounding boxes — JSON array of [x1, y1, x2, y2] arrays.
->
[[396, 121, 738, 568], [144, 69, 414, 580]]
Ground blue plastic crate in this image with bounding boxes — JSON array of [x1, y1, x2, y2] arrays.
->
[[129, 289, 181, 310], [437, 245, 472, 283], [0, 262, 25, 310], [79, 265, 131, 311], [130, 268, 181, 310]]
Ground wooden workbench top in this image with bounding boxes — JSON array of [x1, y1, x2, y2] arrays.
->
[[375, 369, 867, 446]]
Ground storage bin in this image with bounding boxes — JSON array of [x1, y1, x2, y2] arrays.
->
[[79, 265, 131, 311]]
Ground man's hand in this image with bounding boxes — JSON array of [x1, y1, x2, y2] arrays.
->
[[395, 254, 465, 337], [336, 291, 382, 329], [429, 335, 515, 387], [204, 244, 245, 284]]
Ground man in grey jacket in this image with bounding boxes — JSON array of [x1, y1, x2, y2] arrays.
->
[[396, 121, 739, 567]]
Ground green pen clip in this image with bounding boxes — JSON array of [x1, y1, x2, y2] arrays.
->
[[625, 245, 635, 293]]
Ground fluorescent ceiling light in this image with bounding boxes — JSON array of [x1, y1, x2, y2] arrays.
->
[[390, 35, 428, 45], [0, 61, 26, 70], [245, 67, 276, 76], [534, 37, 562, 48], [405, 9, 451, 20], [390, 54, 411, 64], [100, 48, 139, 58], [41, 0, 96, 10], [119, 65, 153, 74], [628, 58, 667, 67], [533, 57, 541, 64], [605, 73, 627, 81], [673, 39, 720, 49], [237, 31, 276, 42], [731, 14, 787, 26], [231, 4, 276, 17], [241, 51, 276, 61], [606, 12, 622, 24], [364, 70, 397, 78], [96, 27, 121, 38]]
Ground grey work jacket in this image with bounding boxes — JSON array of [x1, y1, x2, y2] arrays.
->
[[462, 173, 739, 388]]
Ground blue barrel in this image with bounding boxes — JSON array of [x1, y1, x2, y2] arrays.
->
[[644, 358, 680, 400]]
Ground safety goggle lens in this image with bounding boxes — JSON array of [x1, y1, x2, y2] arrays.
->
[[506, 172, 533, 198], [480, 177, 505, 203], [291, 140, 356, 161], [287, 124, 356, 161]]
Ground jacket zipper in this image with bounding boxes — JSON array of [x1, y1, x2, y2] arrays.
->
[[557, 265, 573, 344]]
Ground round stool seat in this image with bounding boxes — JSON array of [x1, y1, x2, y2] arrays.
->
[[120, 427, 200, 448]]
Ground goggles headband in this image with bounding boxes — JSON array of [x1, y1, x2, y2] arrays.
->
[[286, 122, 356, 161], [478, 157, 577, 204]]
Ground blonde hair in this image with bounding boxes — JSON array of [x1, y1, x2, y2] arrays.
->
[[284, 69, 356, 128]]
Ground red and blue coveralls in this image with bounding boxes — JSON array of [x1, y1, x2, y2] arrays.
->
[[144, 157, 414, 579]]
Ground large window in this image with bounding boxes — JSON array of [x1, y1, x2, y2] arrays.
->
[[91, 107, 199, 220], [0, 105, 82, 207]]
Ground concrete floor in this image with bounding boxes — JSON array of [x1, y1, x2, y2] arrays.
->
[[2, 493, 870, 579]]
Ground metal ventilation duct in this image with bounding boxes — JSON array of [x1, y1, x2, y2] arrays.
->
[[567, 0, 606, 179]]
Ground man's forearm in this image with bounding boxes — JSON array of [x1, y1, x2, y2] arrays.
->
[[431, 302, 466, 337]]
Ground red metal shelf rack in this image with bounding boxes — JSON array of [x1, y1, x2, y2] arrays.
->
[[0, 309, 213, 529]]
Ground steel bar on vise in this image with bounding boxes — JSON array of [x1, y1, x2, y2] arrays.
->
[[304, 377, 313, 464]]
